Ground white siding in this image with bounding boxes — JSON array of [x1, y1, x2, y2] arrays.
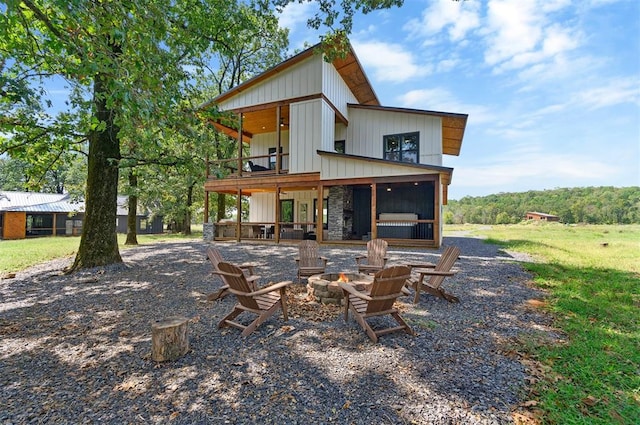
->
[[249, 193, 276, 222], [322, 60, 357, 119], [320, 155, 440, 180], [249, 190, 318, 223], [347, 108, 443, 166], [250, 132, 290, 170], [289, 99, 324, 173], [218, 55, 323, 110]]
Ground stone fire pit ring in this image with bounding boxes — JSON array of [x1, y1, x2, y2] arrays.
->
[[307, 272, 373, 305]]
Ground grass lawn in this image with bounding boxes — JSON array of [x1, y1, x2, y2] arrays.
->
[[0, 231, 202, 274], [445, 223, 640, 424]]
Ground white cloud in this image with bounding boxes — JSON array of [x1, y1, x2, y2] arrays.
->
[[352, 41, 428, 82], [397, 88, 493, 124], [483, 0, 580, 73], [276, 1, 316, 32], [404, 0, 481, 42], [575, 77, 640, 110]]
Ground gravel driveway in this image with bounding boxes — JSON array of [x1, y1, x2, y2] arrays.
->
[[1, 237, 556, 424]]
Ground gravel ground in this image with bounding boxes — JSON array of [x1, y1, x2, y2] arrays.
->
[[0, 237, 557, 424]]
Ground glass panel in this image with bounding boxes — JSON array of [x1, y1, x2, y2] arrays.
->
[[280, 200, 294, 222], [402, 133, 418, 151], [403, 150, 418, 163]]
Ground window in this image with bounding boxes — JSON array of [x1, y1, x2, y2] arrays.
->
[[268, 147, 282, 170], [313, 198, 328, 229], [383, 132, 419, 163], [280, 199, 294, 223], [334, 140, 345, 154]]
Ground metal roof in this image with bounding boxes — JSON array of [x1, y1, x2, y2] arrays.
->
[[0, 191, 84, 213]]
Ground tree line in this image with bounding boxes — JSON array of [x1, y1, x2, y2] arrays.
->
[[443, 186, 640, 225]]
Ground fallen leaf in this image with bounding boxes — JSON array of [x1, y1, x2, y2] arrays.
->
[[582, 395, 598, 406]]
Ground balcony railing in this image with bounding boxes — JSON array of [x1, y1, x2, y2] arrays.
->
[[214, 221, 317, 241], [208, 154, 289, 178]]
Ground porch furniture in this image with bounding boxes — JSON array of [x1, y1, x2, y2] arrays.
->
[[214, 262, 291, 337], [206, 247, 260, 301], [248, 161, 269, 172], [339, 265, 414, 343], [355, 238, 388, 274], [281, 228, 304, 240], [295, 240, 328, 284], [411, 246, 461, 303]]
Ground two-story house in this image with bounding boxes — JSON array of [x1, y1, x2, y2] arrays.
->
[[202, 41, 467, 248]]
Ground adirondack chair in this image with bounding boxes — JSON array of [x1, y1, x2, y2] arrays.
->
[[339, 265, 414, 343], [206, 246, 260, 301], [214, 262, 291, 337], [355, 238, 388, 274], [411, 246, 461, 303], [295, 240, 328, 284]]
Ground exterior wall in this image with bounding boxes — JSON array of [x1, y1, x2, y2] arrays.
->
[[289, 99, 326, 173], [3, 211, 26, 240], [320, 155, 440, 180], [321, 60, 358, 120], [346, 107, 443, 166], [218, 55, 323, 111], [250, 131, 290, 169], [249, 190, 319, 225]]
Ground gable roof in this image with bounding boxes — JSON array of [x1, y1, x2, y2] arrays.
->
[[0, 191, 83, 213], [203, 42, 379, 109]]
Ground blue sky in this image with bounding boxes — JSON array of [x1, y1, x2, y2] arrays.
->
[[278, 0, 640, 200]]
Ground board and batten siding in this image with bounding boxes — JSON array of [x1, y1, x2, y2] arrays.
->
[[249, 191, 318, 223], [217, 55, 324, 111], [346, 107, 443, 166], [250, 132, 290, 169], [320, 155, 440, 180], [321, 60, 358, 120], [289, 99, 335, 174]]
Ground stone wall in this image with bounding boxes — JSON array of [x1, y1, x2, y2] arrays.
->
[[327, 186, 353, 240], [203, 223, 214, 241]]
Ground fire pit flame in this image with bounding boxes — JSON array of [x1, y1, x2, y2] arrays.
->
[[337, 272, 349, 283]]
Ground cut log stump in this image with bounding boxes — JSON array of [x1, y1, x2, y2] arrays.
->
[[151, 316, 189, 362]]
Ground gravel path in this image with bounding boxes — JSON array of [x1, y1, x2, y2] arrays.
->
[[1, 237, 556, 424]]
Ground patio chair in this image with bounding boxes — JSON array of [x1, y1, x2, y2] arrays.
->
[[214, 262, 291, 337], [411, 246, 461, 304], [206, 246, 260, 301], [339, 265, 414, 343], [295, 240, 328, 284], [355, 238, 388, 274]]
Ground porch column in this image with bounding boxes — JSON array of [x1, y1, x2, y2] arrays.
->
[[237, 113, 243, 176], [316, 184, 323, 243], [434, 174, 441, 247], [276, 106, 281, 173], [52, 213, 57, 236], [275, 186, 281, 243], [371, 183, 377, 239], [236, 189, 242, 242]]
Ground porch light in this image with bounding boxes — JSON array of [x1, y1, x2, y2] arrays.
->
[[386, 186, 392, 192]]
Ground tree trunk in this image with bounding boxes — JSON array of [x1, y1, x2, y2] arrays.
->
[[125, 171, 138, 245], [183, 183, 193, 235], [216, 193, 226, 222], [69, 71, 122, 271]]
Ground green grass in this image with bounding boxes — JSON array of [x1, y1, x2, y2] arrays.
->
[[0, 231, 202, 274], [445, 223, 640, 424]]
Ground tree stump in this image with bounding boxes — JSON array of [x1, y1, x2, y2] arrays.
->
[[151, 316, 189, 362]]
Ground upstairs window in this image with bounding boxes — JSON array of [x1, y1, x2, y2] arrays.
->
[[334, 140, 345, 154], [383, 132, 419, 163]]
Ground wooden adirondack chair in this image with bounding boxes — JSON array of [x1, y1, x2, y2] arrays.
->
[[214, 262, 291, 337], [355, 238, 388, 274], [295, 240, 328, 284], [411, 246, 461, 304], [206, 247, 260, 301], [339, 265, 414, 343]]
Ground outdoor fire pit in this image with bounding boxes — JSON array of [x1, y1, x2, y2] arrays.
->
[[307, 272, 373, 305]]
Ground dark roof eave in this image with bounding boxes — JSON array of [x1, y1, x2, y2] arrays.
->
[[347, 103, 468, 119]]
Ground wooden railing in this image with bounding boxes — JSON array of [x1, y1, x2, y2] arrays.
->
[[208, 154, 289, 178]]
